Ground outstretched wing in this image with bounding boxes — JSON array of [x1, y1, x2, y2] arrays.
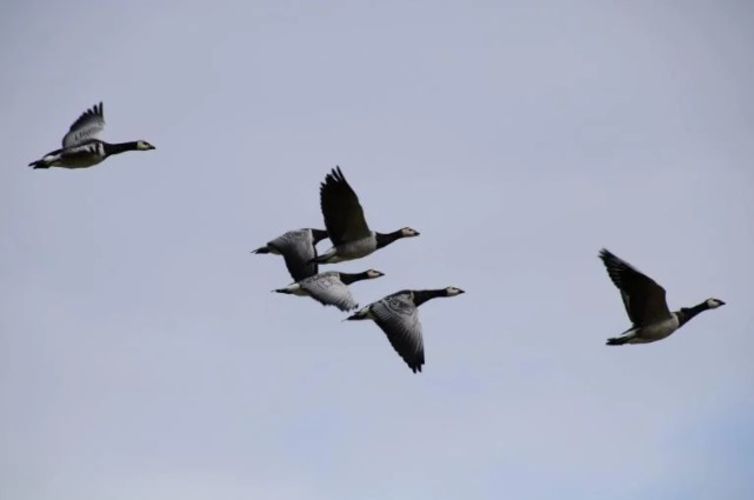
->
[[371, 293, 425, 373], [269, 229, 319, 281], [599, 249, 672, 326], [300, 273, 358, 311], [319, 167, 371, 246], [62, 102, 105, 148]]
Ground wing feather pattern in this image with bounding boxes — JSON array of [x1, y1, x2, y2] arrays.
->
[[319, 167, 371, 246], [371, 293, 425, 373], [62, 102, 105, 148], [599, 249, 672, 325]]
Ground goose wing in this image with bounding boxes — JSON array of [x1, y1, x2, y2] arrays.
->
[[319, 167, 371, 246], [269, 230, 319, 281], [599, 249, 672, 325], [371, 292, 425, 373], [62, 102, 105, 148], [300, 273, 358, 311]]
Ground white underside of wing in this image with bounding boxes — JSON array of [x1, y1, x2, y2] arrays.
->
[[302, 274, 357, 310], [622, 315, 681, 343], [333, 234, 377, 260]]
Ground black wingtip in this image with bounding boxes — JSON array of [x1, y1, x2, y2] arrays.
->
[[599, 248, 621, 266], [331, 166, 345, 182], [320, 166, 350, 195], [251, 246, 270, 254]]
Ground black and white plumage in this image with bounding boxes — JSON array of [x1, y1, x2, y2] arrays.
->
[[274, 269, 385, 311], [28, 102, 155, 169], [347, 286, 465, 373], [314, 167, 419, 264], [252, 228, 329, 281], [599, 249, 725, 345]]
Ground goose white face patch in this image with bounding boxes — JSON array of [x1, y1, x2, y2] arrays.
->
[[706, 298, 725, 308], [445, 286, 465, 296]]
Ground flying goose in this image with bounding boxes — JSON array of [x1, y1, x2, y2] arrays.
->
[[28, 102, 155, 169], [313, 167, 419, 264], [599, 248, 725, 345], [252, 228, 329, 281], [347, 287, 465, 373], [274, 269, 385, 311]]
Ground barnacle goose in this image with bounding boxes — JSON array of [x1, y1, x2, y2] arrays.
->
[[599, 248, 725, 345], [252, 228, 329, 281], [346, 287, 465, 373], [313, 167, 419, 264], [28, 102, 154, 169], [274, 269, 384, 312]]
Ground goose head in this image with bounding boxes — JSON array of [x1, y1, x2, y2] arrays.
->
[[705, 298, 725, 309], [444, 286, 465, 297], [136, 140, 156, 151], [365, 269, 385, 279]]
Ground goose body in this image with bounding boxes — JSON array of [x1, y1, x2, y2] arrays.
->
[[347, 286, 465, 373], [252, 228, 329, 281], [599, 249, 725, 345], [29, 102, 155, 169], [314, 167, 419, 264], [274, 269, 384, 311]]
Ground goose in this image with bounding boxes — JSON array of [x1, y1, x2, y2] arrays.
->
[[347, 286, 465, 373], [313, 167, 419, 264], [28, 102, 155, 169], [252, 228, 329, 281], [599, 248, 725, 345], [274, 269, 385, 311]]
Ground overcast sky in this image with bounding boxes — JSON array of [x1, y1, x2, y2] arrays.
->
[[2, 1, 753, 499]]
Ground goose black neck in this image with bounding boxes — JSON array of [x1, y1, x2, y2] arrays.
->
[[310, 228, 329, 244], [676, 302, 710, 327], [412, 289, 447, 307], [376, 230, 404, 249], [339, 271, 370, 285], [104, 141, 140, 156]]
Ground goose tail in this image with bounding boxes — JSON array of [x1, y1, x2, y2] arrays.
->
[[606, 336, 631, 346], [28, 159, 50, 169]]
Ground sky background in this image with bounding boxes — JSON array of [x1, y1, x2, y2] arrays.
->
[[2, 1, 753, 499]]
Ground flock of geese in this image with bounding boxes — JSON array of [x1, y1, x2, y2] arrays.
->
[[28, 102, 727, 373], [253, 166, 460, 373]]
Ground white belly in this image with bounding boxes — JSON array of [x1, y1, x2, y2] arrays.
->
[[632, 316, 680, 343], [336, 235, 377, 259]]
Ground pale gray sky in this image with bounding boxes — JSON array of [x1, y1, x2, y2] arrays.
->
[[2, 1, 753, 499]]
